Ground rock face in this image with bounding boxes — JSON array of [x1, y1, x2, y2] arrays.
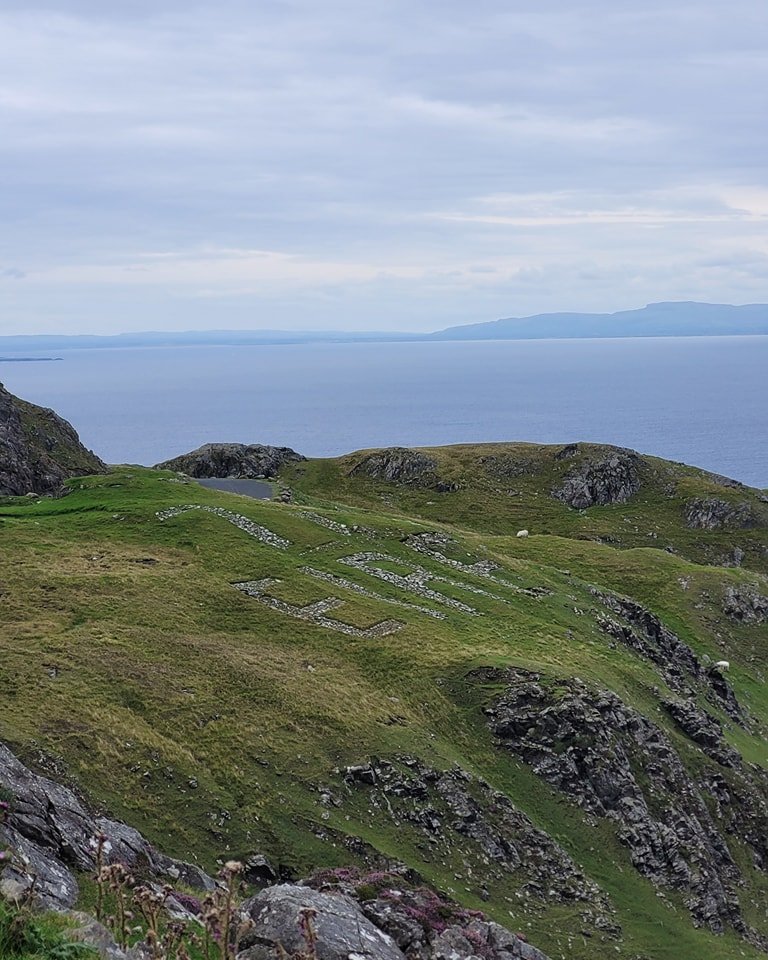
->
[[480, 669, 768, 947], [722, 585, 768, 624], [591, 588, 744, 721], [0, 741, 214, 911], [349, 448, 438, 485], [0, 382, 106, 496], [326, 756, 616, 942], [553, 448, 642, 508], [239, 880, 551, 960], [684, 497, 764, 530], [156, 442, 305, 479]]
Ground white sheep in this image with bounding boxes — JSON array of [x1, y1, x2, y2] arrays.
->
[[516, 529, 529, 538], [713, 660, 730, 672]]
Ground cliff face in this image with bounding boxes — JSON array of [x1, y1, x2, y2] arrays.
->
[[0, 382, 106, 495]]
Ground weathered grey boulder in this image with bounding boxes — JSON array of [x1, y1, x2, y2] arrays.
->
[[156, 443, 305, 479], [553, 449, 641, 508], [0, 382, 106, 496], [349, 448, 437, 485], [0, 741, 214, 910], [238, 884, 406, 960]]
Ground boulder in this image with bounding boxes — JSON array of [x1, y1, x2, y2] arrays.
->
[[0, 382, 106, 496], [238, 884, 406, 960], [156, 443, 305, 479]]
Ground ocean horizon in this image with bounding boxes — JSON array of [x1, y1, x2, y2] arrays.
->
[[1, 334, 766, 488]]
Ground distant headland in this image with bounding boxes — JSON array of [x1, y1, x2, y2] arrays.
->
[[0, 301, 766, 350]]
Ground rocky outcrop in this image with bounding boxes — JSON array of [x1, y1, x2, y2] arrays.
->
[[241, 877, 551, 960], [156, 442, 305, 479], [684, 497, 764, 530], [325, 756, 616, 941], [661, 698, 740, 768], [480, 669, 768, 945], [349, 448, 438, 485], [553, 449, 642, 508], [722, 585, 768, 623], [1, 741, 554, 960], [591, 588, 744, 721], [0, 741, 214, 911], [0, 382, 106, 496]]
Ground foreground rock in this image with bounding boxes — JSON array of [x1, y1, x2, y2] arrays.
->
[[156, 442, 305, 479], [239, 881, 550, 960], [0, 741, 214, 911], [0, 382, 106, 496], [1, 740, 552, 960]]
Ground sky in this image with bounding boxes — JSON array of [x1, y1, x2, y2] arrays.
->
[[0, 0, 767, 334]]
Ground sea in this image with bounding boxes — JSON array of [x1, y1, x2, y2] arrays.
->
[[1, 336, 766, 488]]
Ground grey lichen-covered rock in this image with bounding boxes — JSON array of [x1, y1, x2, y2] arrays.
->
[[239, 881, 552, 960], [349, 448, 438, 485], [238, 884, 406, 960], [684, 497, 763, 530], [0, 382, 106, 496], [156, 442, 305, 479], [553, 448, 642, 508], [0, 741, 214, 911]]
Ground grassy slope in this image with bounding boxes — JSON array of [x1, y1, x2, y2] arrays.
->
[[0, 454, 767, 960], [279, 442, 768, 573]]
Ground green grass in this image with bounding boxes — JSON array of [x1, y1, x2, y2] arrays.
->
[[1, 455, 767, 960], [0, 901, 96, 959]]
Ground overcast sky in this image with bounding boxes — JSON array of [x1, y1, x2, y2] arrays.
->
[[0, 1, 767, 333]]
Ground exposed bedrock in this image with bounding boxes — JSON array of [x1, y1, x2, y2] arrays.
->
[[0, 382, 106, 496], [722, 584, 768, 624], [156, 442, 305, 479], [348, 447, 439, 485], [478, 668, 768, 946], [684, 497, 766, 530], [238, 881, 552, 960], [0, 741, 214, 911], [590, 588, 744, 721], [552, 448, 642, 508], [327, 755, 618, 943]]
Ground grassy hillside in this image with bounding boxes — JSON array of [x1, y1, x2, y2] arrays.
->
[[279, 442, 768, 573], [1, 452, 768, 959]]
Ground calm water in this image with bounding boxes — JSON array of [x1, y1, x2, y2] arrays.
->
[[1, 337, 766, 487]]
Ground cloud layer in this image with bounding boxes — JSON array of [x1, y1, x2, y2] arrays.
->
[[1, 1, 767, 332]]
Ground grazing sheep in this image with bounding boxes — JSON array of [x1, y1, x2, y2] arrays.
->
[[713, 660, 730, 671], [516, 529, 529, 538]]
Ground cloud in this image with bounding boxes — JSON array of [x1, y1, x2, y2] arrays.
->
[[0, 0, 766, 332]]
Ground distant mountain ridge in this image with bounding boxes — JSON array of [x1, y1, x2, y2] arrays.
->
[[0, 301, 766, 350], [430, 301, 768, 341]]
